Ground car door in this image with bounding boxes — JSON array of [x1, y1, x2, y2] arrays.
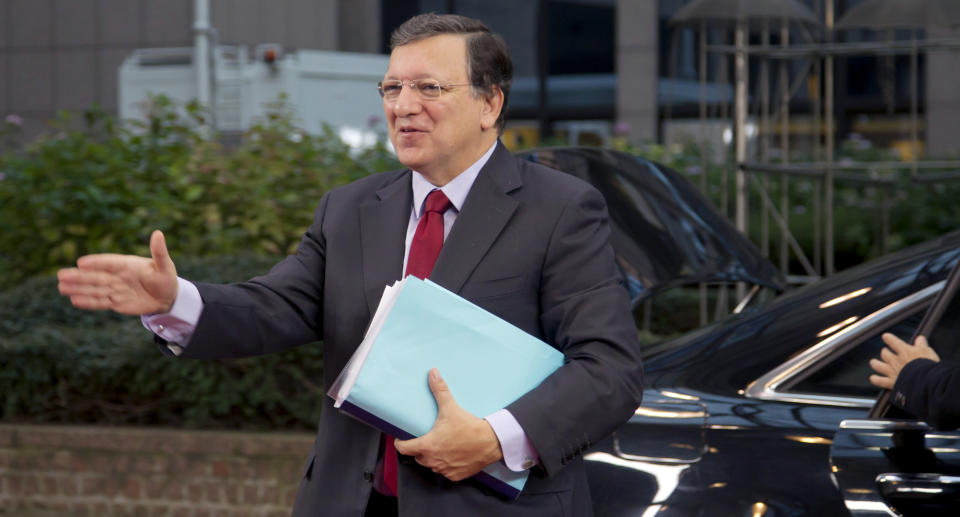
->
[[831, 262, 960, 516], [830, 419, 960, 516]]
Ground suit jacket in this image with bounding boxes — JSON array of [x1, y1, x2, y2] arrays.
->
[[892, 358, 960, 431], [174, 144, 645, 516]]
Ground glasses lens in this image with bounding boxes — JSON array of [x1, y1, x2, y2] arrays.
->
[[379, 80, 403, 99], [414, 80, 443, 98]]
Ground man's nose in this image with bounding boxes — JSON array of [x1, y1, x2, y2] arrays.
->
[[390, 84, 422, 117]]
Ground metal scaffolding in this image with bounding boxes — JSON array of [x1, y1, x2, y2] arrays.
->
[[665, 0, 960, 323]]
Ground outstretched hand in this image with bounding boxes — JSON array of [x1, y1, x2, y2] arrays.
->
[[869, 333, 941, 390], [57, 230, 179, 315], [394, 368, 504, 482]]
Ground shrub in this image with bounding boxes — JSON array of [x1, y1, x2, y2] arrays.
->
[[0, 255, 325, 431], [0, 97, 401, 429]]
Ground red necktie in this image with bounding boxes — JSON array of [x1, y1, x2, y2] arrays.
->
[[383, 189, 452, 495]]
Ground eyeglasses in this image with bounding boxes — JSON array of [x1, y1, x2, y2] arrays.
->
[[377, 79, 472, 100]]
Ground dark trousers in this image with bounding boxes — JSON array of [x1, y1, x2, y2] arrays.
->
[[364, 489, 398, 517]]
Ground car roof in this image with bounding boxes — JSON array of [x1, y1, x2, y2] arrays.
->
[[516, 146, 787, 306]]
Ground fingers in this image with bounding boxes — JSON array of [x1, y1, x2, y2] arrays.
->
[[879, 345, 898, 365], [393, 436, 421, 457], [881, 332, 909, 354], [150, 230, 176, 275], [393, 437, 452, 477], [428, 368, 455, 410], [881, 333, 941, 363], [393, 437, 465, 480], [913, 335, 941, 362], [869, 373, 893, 390], [58, 268, 123, 291], [75, 253, 146, 274], [58, 268, 135, 312], [395, 370, 456, 477], [869, 357, 893, 377], [66, 294, 117, 311]]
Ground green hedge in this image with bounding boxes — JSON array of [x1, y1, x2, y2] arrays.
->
[[0, 98, 396, 430], [1, 254, 324, 431]]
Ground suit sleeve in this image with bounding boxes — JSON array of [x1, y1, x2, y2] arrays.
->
[[892, 358, 960, 431], [164, 192, 331, 360], [506, 185, 645, 476]]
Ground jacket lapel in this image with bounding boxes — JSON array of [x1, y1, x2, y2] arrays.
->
[[360, 171, 412, 318], [431, 144, 522, 294]]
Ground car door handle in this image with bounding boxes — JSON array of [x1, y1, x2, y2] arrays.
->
[[877, 472, 960, 501]]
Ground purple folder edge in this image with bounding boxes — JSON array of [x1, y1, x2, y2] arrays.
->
[[339, 400, 523, 500]]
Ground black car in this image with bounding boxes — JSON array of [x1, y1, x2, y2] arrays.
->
[[521, 147, 960, 516], [581, 229, 960, 516]]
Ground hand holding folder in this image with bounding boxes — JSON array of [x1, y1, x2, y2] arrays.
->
[[327, 277, 565, 499], [392, 367, 507, 483]]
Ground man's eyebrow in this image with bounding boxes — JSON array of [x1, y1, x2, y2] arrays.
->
[[383, 74, 443, 81]]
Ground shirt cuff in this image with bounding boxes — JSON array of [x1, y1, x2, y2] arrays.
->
[[140, 278, 203, 355], [485, 409, 539, 472]]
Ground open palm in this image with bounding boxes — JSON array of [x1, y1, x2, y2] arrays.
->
[[57, 230, 179, 315]]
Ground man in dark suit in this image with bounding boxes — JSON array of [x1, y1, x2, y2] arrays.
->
[[58, 13, 644, 516], [870, 333, 960, 431]]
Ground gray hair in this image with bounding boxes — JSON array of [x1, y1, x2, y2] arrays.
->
[[390, 13, 513, 132]]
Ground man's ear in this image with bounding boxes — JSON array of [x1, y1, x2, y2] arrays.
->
[[479, 86, 504, 131]]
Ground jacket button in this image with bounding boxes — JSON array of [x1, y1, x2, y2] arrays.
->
[[363, 471, 374, 482]]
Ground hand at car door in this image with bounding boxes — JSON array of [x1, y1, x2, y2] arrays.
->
[[868, 333, 941, 390]]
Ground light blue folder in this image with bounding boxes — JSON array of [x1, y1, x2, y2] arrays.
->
[[328, 277, 564, 499]]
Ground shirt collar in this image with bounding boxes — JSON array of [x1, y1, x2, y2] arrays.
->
[[410, 141, 498, 218]]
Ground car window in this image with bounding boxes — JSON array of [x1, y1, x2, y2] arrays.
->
[[787, 310, 925, 399], [786, 282, 960, 400], [926, 281, 960, 362]]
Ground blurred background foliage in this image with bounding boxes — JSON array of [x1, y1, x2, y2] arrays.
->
[[0, 96, 395, 430], [2, 96, 959, 429], [1, 255, 323, 431], [0, 95, 399, 289]]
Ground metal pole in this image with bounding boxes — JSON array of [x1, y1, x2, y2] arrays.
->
[[718, 32, 731, 317], [825, 0, 835, 276], [813, 179, 822, 274], [193, 0, 212, 132], [666, 27, 682, 124], [699, 19, 709, 326], [812, 55, 822, 274], [700, 21, 709, 191], [750, 175, 818, 276], [880, 186, 889, 255], [911, 31, 919, 177], [780, 17, 791, 275], [735, 19, 749, 301], [761, 19, 771, 258]]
